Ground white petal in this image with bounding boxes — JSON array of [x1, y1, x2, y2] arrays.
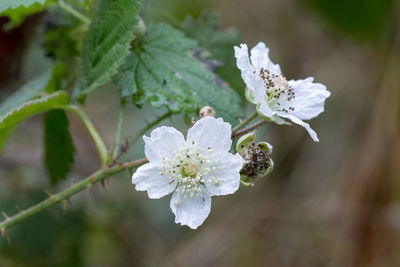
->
[[288, 77, 331, 120], [187, 117, 232, 153], [143, 126, 185, 164], [257, 101, 275, 118], [279, 114, 319, 142], [205, 153, 244, 196], [132, 163, 175, 199], [250, 42, 281, 75], [170, 187, 211, 229], [234, 44, 265, 96]]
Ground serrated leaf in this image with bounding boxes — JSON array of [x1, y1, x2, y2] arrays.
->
[[73, 0, 143, 99], [0, 69, 58, 153], [0, 0, 47, 13], [0, 69, 53, 116], [182, 12, 240, 64], [181, 12, 244, 95], [0, 91, 70, 130], [0, 0, 53, 29], [44, 109, 75, 184], [115, 23, 243, 123]]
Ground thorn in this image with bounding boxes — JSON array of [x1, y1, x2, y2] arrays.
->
[[61, 201, 66, 215], [2, 212, 9, 220], [1, 228, 10, 244], [90, 177, 96, 184], [113, 158, 123, 165], [72, 178, 78, 183], [100, 179, 109, 189], [66, 197, 72, 205], [86, 184, 92, 196], [128, 168, 133, 177], [16, 206, 23, 214], [44, 190, 53, 198]]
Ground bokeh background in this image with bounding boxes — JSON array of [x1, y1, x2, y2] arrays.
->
[[1, 0, 400, 266]]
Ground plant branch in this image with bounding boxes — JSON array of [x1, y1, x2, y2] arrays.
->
[[64, 105, 109, 166], [58, 0, 90, 25], [113, 99, 126, 159], [232, 119, 267, 138], [232, 111, 258, 133], [0, 157, 147, 233], [58, 0, 90, 24]]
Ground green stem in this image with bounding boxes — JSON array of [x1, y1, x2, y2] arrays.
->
[[0, 158, 147, 233], [64, 105, 109, 166], [232, 111, 258, 133], [58, 0, 90, 25], [232, 120, 267, 138], [113, 100, 126, 160]]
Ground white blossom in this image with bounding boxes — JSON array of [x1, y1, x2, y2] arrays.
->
[[234, 42, 331, 142], [132, 117, 244, 229]]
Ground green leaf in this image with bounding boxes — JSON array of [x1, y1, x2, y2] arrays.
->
[[0, 91, 70, 130], [44, 109, 76, 184], [0, 125, 16, 153], [73, 0, 143, 99], [0, 0, 47, 13], [181, 12, 244, 96], [0, 0, 53, 29], [114, 23, 243, 124], [0, 69, 58, 153], [0, 69, 53, 116]]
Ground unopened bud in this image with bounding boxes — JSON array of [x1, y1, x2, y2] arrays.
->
[[199, 106, 216, 118]]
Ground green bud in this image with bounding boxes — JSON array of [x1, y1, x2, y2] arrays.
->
[[256, 142, 273, 154], [236, 131, 255, 155]]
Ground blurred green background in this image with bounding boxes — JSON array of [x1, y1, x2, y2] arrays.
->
[[1, 0, 400, 266]]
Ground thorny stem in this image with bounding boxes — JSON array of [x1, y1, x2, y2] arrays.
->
[[232, 120, 267, 138], [58, 0, 90, 25], [0, 158, 148, 233], [113, 99, 126, 160], [0, 108, 264, 235], [63, 105, 110, 166], [232, 111, 258, 133]]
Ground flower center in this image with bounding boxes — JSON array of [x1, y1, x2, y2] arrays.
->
[[160, 141, 221, 202], [259, 68, 295, 113], [182, 162, 198, 177]]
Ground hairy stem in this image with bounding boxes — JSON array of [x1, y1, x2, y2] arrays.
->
[[232, 111, 258, 133], [64, 105, 109, 166], [113, 99, 126, 160], [58, 0, 90, 25], [0, 158, 147, 232], [232, 120, 267, 138]]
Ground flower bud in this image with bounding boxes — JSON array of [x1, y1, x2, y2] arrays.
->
[[199, 106, 216, 118]]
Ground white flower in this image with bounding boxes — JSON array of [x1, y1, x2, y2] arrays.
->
[[132, 117, 244, 229], [234, 42, 331, 142]]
